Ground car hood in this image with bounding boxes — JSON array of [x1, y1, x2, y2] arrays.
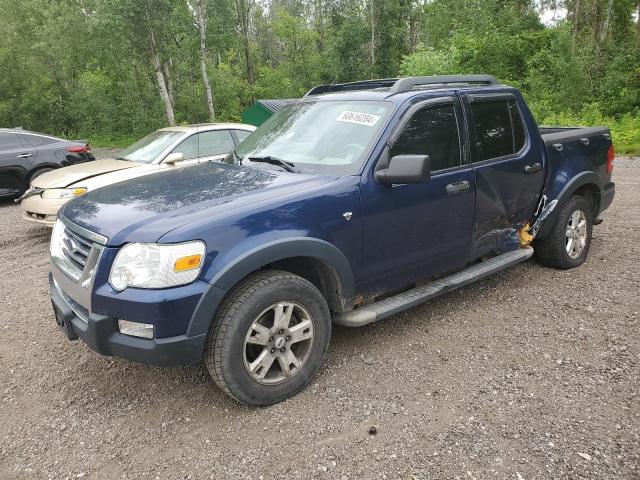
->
[[31, 159, 138, 189], [60, 162, 338, 245]]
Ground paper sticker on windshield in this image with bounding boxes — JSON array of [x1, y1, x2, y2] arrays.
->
[[336, 111, 380, 127]]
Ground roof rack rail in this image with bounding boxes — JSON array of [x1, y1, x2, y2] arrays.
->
[[305, 75, 498, 96], [305, 78, 399, 96]]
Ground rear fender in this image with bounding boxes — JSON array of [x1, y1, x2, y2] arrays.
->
[[536, 171, 602, 239]]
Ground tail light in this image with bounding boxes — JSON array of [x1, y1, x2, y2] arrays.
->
[[606, 144, 614, 174], [66, 144, 91, 153]]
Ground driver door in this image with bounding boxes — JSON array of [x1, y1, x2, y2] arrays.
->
[[359, 98, 476, 294]]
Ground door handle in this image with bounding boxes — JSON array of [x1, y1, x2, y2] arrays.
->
[[17, 153, 32, 158], [446, 180, 470, 195], [524, 162, 542, 174]]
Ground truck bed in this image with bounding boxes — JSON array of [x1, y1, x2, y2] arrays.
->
[[536, 125, 613, 234], [539, 126, 610, 146]]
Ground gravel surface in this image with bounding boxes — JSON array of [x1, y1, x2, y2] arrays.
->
[[1, 158, 638, 480]]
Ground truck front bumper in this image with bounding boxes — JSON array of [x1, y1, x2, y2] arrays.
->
[[49, 273, 212, 367]]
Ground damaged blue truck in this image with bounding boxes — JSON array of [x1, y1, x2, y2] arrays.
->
[[49, 75, 615, 405]]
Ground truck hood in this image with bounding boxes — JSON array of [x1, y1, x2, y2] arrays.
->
[[60, 162, 338, 245], [31, 159, 138, 188]]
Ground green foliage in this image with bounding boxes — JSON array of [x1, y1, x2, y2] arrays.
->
[[0, 0, 638, 154], [538, 105, 640, 155]]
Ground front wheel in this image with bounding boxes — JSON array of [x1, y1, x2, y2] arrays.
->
[[535, 195, 593, 269], [204, 270, 331, 406]]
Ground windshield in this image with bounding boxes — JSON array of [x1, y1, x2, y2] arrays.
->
[[118, 131, 183, 164], [229, 100, 392, 175]]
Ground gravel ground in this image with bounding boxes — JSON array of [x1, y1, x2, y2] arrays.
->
[[1, 158, 638, 480]]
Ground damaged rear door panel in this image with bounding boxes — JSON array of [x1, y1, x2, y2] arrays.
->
[[462, 91, 546, 258]]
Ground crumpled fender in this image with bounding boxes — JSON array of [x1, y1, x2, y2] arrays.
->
[[535, 171, 602, 239]]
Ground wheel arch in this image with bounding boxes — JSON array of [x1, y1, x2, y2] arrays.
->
[[25, 163, 59, 187], [536, 172, 602, 239], [207, 237, 356, 314]]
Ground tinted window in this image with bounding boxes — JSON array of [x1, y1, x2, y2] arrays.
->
[[390, 104, 461, 172], [471, 100, 526, 161], [509, 102, 526, 152], [22, 134, 56, 146], [0, 132, 23, 150], [174, 130, 234, 160]]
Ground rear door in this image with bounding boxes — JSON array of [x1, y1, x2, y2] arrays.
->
[[462, 92, 545, 259], [359, 97, 476, 293], [0, 132, 34, 196]]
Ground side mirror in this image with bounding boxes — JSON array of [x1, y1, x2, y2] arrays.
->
[[374, 154, 431, 185], [164, 152, 185, 165]]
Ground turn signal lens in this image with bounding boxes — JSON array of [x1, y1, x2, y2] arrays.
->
[[71, 188, 87, 196], [174, 254, 202, 272]]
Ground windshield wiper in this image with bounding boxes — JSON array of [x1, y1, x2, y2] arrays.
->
[[115, 156, 129, 161], [247, 155, 297, 173]]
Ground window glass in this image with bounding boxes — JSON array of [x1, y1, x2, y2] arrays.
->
[[172, 135, 199, 160], [471, 101, 512, 161], [509, 101, 526, 152], [119, 131, 183, 163], [390, 104, 461, 172], [173, 130, 234, 160], [0, 132, 23, 150], [230, 100, 392, 175], [196, 130, 235, 157], [234, 129, 252, 143], [23, 134, 56, 146], [471, 100, 527, 161]]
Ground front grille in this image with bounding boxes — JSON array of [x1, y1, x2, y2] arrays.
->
[[61, 227, 92, 271], [51, 219, 104, 284]]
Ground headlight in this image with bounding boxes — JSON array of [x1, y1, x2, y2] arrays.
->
[[50, 219, 64, 256], [42, 187, 88, 199], [109, 241, 206, 291]]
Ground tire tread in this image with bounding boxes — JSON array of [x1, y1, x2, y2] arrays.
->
[[204, 270, 328, 405]]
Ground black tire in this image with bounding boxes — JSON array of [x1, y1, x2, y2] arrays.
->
[[24, 168, 55, 193], [204, 270, 331, 406], [535, 195, 593, 269]]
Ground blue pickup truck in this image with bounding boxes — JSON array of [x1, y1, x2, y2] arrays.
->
[[49, 75, 615, 405]]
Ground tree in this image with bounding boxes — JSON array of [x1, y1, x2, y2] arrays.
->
[[191, 0, 216, 121], [234, 0, 256, 87]]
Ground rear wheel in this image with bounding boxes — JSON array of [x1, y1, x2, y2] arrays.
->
[[30, 168, 54, 181], [535, 195, 593, 269], [204, 270, 331, 406]]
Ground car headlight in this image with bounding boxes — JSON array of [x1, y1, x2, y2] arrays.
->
[[42, 187, 88, 199], [109, 241, 206, 291]]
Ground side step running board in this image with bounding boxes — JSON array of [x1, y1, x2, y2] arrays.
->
[[333, 246, 534, 327]]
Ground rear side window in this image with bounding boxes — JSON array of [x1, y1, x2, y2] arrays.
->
[[471, 100, 526, 162], [0, 132, 23, 150], [22, 134, 57, 146], [390, 104, 461, 172]]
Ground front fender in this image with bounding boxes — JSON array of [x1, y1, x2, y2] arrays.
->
[[204, 235, 356, 305]]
